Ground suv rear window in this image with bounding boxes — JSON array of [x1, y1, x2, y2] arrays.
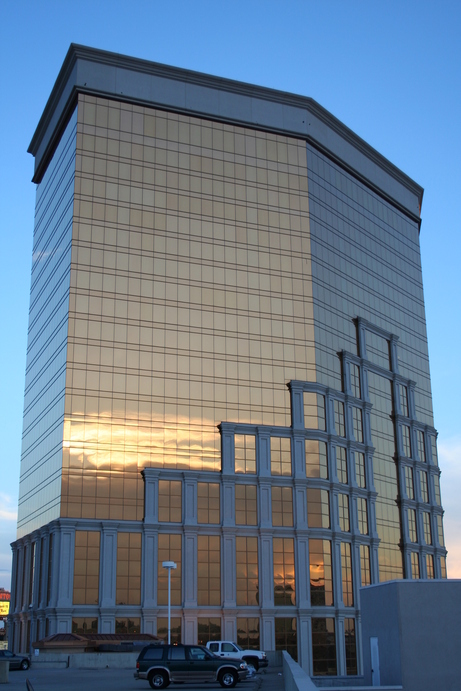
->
[[143, 647, 164, 660]]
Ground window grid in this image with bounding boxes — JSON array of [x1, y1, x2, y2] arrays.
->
[[352, 407, 363, 443], [73, 531, 100, 605], [306, 440, 328, 479], [355, 452, 366, 488], [334, 400, 345, 437], [116, 532, 141, 605], [338, 494, 350, 532], [157, 534, 182, 605], [402, 425, 411, 458], [437, 515, 444, 546], [312, 618, 337, 676], [197, 618, 221, 646], [422, 512, 432, 545], [236, 537, 259, 606], [419, 471, 429, 503], [237, 617, 260, 650], [417, 430, 426, 462], [197, 535, 221, 606], [271, 486, 293, 527], [309, 539, 333, 606], [360, 545, 371, 586], [336, 447, 348, 484], [426, 554, 434, 579], [404, 466, 414, 499], [344, 618, 357, 676], [235, 484, 257, 525], [407, 509, 417, 542], [399, 385, 409, 417], [158, 480, 182, 523], [357, 498, 368, 535], [273, 538, 295, 606], [410, 552, 420, 579], [433, 475, 441, 505], [234, 434, 256, 474], [270, 437, 292, 476], [350, 364, 361, 399], [197, 482, 220, 524], [307, 488, 330, 529], [341, 542, 354, 606]]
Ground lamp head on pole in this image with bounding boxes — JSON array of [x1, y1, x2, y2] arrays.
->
[[162, 561, 177, 570]]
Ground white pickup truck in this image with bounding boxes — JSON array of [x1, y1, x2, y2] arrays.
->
[[206, 641, 268, 670]]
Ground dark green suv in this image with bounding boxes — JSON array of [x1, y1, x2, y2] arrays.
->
[[134, 643, 249, 689]]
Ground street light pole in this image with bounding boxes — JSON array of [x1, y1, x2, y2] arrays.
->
[[162, 561, 177, 644]]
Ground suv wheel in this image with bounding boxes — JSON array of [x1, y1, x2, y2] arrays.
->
[[219, 669, 238, 688], [243, 656, 259, 671], [148, 671, 169, 689], [20, 660, 30, 671]]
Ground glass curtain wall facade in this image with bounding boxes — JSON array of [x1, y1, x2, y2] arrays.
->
[[10, 46, 445, 678]]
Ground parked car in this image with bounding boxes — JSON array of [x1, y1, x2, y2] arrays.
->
[[134, 643, 248, 689], [0, 650, 30, 670], [206, 640, 268, 671]]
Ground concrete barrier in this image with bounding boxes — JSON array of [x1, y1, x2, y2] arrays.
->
[[31, 651, 139, 669], [282, 651, 317, 691]]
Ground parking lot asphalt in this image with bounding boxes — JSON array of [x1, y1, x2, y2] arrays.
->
[[3, 665, 285, 691]]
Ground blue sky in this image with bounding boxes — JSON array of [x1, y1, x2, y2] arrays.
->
[[1, 0, 460, 589]]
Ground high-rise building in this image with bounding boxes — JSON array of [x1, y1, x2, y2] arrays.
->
[[10, 45, 445, 675]]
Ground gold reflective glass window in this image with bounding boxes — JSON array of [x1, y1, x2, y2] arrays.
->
[[336, 447, 348, 484], [360, 545, 371, 586], [426, 554, 434, 579], [440, 556, 447, 578], [236, 536, 259, 606], [305, 440, 328, 479], [309, 539, 333, 606], [270, 437, 292, 476], [433, 475, 441, 506], [72, 617, 98, 634], [419, 471, 429, 503], [304, 393, 326, 431], [399, 384, 409, 417], [116, 618, 140, 634], [402, 425, 411, 458], [197, 483, 220, 524], [407, 509, 417, 542], [271, 486, 293, 527], [352, 407, 363, 443], [341, 542, 354, 606], [116, 532, 141, 605], [275, 617, 297, 661], [410, 552, 419, 579], [334, 400, 345, 437], [235, 484, 257, 525], [158, 480, 182, 522], [357, 498, 368, 535], [237, 617, 260, 650], [198, 618, 221, 646], [273, 538, 295, 606], [73, 531, 100, 605], [307, 488, 330, 529], [312, 618, 336, 676], [417, 430, 426, 462], [355, 452, 366, 488], [197, 535, 221, 606], [437, 515, 444, 546], [404, 466, 414, 499], [350, 364, 361, 399], [235, 435, 256, 474], [422, 512, 432, 545], [157, 534, 182, 605], [157, 617, 181, 644], [338, 494, 350, 532], [345, 618, 357, 675]]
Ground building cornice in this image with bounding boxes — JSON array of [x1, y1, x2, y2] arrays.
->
[[29, 44, 423, 221]]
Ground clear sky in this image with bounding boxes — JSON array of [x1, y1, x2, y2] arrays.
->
[[1, 0, 460, 590]]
